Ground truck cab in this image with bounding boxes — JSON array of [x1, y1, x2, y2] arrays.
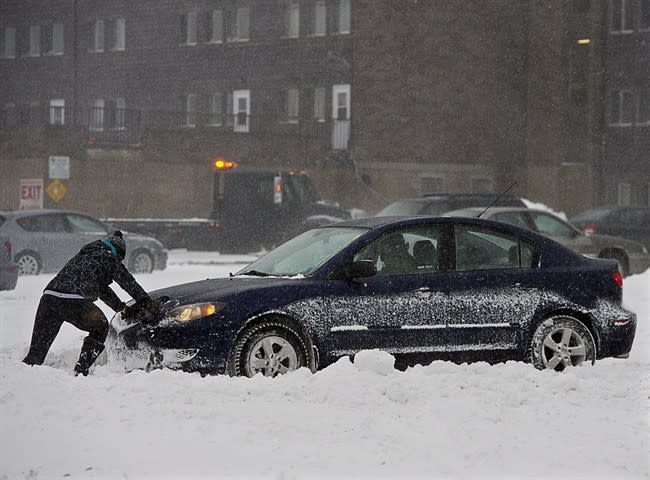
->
[[211, 162, 351, 252]]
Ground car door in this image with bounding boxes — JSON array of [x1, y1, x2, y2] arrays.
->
[[323, 225, 452, 360], [15, 213, 73, 271], [444, 223, 541, 361]]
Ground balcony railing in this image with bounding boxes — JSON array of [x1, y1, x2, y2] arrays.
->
[[86, 107, 141, 146]]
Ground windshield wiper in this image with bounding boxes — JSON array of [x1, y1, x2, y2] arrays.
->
[[238, 270, 270, 277]]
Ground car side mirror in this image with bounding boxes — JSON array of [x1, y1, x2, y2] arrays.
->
[[345, 259, 377, 279]]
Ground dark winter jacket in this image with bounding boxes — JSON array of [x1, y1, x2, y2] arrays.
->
[[44, 238, 151, 311]]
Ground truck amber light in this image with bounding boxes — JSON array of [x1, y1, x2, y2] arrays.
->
[[213, 159, 239, 170], [612, 270, 623, 288]]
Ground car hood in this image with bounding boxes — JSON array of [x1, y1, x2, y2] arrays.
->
[[148, 275, 307, 304]]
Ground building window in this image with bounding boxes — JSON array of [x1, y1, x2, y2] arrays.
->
[[210, 10, 224, 43], [336, 0, 351, 34], [183, 94, 197, 127], [610, 0, 633, 32], [49, 23, 64, 55], [471, 177, 495, 194], [90, 99, 104, 131], [313, 0, 327, 35], [640, 87, 650, 125], [181, 12, 198, 45], [113, 97, 126, 130], [314, 87, 326, 122], [90, 20, 105, 52], [284, 88, 299, 123], [208, 93, 223, 125], [110, 18, 126, 51], [49, 99, 65, 125], [2, 27, 16, 58], [233, 89, 250, 132], [642, 0, 650, 30], [617, 182, 631, 206], [228, 7, 250, 42], [284, 0, 300, 38], [28, 25, 41, 56], [3, 103, 17, 127], [610, 89, 634, 125], [420, 176, 445, 196]]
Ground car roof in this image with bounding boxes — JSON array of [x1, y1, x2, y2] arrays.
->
[[326, 214, 541, 237], [0, 209, 98, 218]]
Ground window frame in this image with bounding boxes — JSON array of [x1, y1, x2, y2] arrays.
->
[[610, 0, 634, 33], [284, 0, 300, 38], [90, 19, 105, 52], [2, 26, 16, 58], [312, 0, 327, 36], [49, 99, 65, 126], [110, 18, 126, 51], [609, 89, 635, 126], [28, 25, 41, 57]]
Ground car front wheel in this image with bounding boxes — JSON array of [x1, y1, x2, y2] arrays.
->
[[228, 320, 312, 377], [530, 316, 596, 371], [16, 251, 41, 275]]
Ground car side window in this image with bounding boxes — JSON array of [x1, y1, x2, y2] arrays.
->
[[16, 214, 68, 232], [353, 226, 442, 276], [491, 211, 530, 229], [66, 214, 108, 233], [454, 225, 534, 271], [528, 212, 576, 237]]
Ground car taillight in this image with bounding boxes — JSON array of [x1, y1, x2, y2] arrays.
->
[[583, 223, 597, 235], [612, 270, 623, 288], [3, 240, 10, 253]]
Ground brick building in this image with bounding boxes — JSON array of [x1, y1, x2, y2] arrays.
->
[[0, 0, 648, 218]]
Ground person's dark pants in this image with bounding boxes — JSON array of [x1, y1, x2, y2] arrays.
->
[[23, 295, 109, 366]]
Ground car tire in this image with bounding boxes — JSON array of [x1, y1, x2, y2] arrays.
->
[[530, 316, 596, 371], [228, 319, 313, 377], [15, 251, 42, 275], [128, 250, 154, 274]]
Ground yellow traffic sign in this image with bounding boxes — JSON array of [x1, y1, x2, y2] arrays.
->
[[46, 179, 67, 202]]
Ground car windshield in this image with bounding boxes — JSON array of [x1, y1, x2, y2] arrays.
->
[[375, 200, 426, 216], [237, 226, 367, 277]]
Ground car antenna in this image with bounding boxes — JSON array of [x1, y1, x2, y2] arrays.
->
[[477, 181, 517, 218]]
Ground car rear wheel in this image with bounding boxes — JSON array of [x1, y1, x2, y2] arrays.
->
[[128, 250, 154, 274], [16, 251, 41, 275], [530, 316, 595, 371], [228, 320, 312, 377]]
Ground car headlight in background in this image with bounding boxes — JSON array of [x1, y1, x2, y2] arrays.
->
[[167, 302, 226, 322]]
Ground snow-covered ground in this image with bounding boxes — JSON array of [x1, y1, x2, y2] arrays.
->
[[1, 250, 648, 480]]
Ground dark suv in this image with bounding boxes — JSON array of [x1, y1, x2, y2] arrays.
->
[[570, 206, 650, 251], [375, 194, 527, 217]]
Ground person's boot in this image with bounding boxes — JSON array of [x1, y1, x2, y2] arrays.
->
[[74, 337, 105, 376]]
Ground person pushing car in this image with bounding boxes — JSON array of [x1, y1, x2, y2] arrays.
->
[[23, 230, 152, 376]]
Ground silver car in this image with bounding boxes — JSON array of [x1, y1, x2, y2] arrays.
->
[[447, 207, 650, 277], [0, 209, 167, 275]]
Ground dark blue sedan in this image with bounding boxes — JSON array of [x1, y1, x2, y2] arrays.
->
[[107, 216, 636, 376]]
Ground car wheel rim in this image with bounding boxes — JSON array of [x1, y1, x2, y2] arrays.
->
[[541, 327, 587, 371], [18, 256, 38, 275], [133, 253, 152, 273], [247, 335, 298, 377]]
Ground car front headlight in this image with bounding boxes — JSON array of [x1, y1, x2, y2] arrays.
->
[[167, 302, 226, 323]]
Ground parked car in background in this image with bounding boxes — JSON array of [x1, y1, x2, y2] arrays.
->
[[375, 194, 527, 217], [570, 206, 650, 252], [0, 235, 18, 290], [107, 215, 635, 377], [446, 207, 650, 276], [0, 210, 167, 275]]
